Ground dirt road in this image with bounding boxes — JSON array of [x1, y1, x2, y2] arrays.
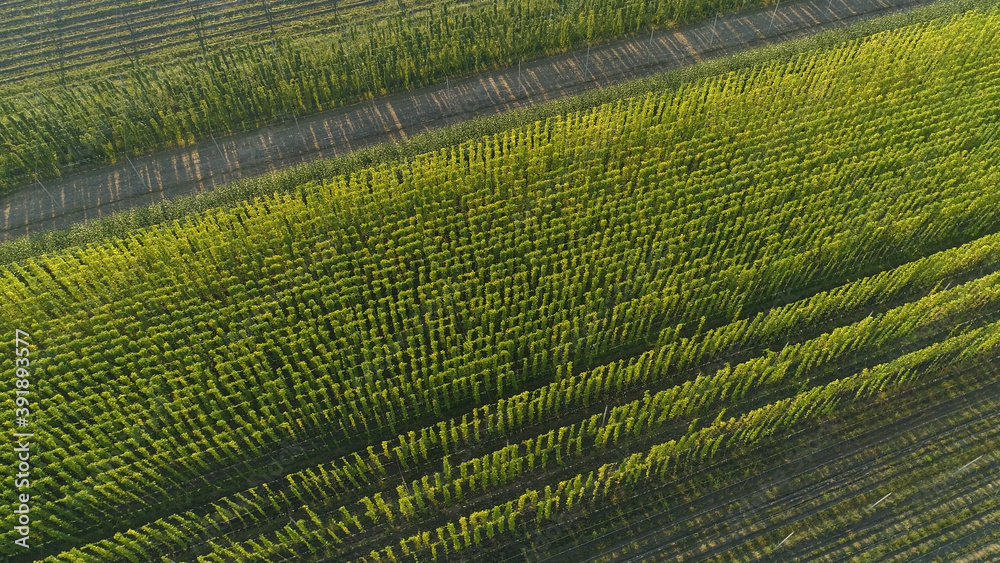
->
[[0, 0, 942, 241]]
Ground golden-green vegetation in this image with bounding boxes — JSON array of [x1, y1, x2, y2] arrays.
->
[[2, 7, 999, 561], [0, 0, 761, 197]]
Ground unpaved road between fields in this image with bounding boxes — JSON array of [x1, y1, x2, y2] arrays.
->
[[0, 0, 943, 241]]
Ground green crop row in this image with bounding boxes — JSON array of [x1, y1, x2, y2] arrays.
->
[[215, 326, 1000, 561], [36, 223, 1000, 561], [3, 0, 992, 264], [0, 0, 420, 88], [0, 0, 763, 198]]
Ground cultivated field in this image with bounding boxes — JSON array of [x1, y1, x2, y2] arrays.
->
[[0, 0, 781, 198], [2, 7, 999, 560], [0, 0, 938, 242], [0, 0, 457, 87]]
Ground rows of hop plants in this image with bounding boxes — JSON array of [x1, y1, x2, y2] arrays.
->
[[0, 0, 765, 197], [1, 8, 1000, 561]]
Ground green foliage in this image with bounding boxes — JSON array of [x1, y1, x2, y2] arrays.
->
[[0, 0, 771, 199], [1, 7, 1000, 561], [1, 0, 995, 266]]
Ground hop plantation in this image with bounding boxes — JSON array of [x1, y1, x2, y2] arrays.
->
[[0, 0, 766, 197], [2, 6, 1000, 562]]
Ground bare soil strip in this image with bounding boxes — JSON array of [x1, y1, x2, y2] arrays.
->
[[0, 0, 941, 241]]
